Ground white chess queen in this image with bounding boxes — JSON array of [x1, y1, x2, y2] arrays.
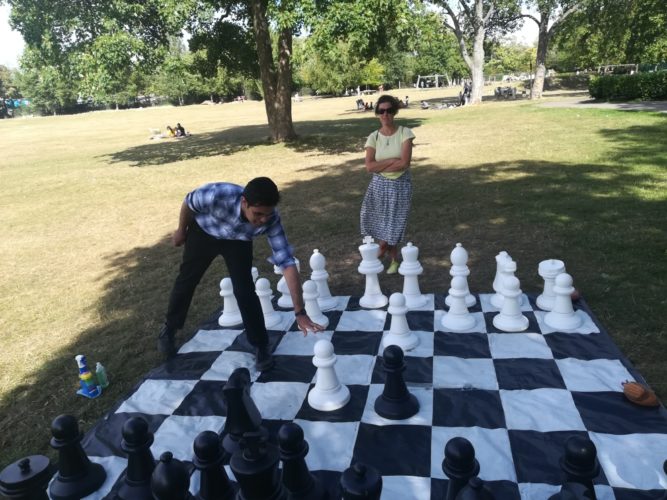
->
[[360, 94, 416, 275]]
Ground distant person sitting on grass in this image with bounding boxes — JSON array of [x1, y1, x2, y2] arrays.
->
[[175, 123, 186, 137]]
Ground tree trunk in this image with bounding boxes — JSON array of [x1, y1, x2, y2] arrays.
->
[[470, 24, 486, 105], [531, 13, 550, 99], [249, 0, 296, 142]]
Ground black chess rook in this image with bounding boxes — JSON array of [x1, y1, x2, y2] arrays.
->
[[193, 430, 236, 500], [374, 345, 419, 420], [48, 414, 107, 500], [117, 415, 156, 499], [151, 451, 194, 500], [221, 367, 263, 456], [339, 463, 382, 500], [0, 455, 53, 499], [442, 437, 480, 500], [278, 422, 325, 499]]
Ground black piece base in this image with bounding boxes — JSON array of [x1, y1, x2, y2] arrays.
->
[[116, 471, 153, 500], [49, 462, 106, 500], [374, 393, 419, 420]]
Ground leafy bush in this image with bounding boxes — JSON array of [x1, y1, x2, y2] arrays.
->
[[589, 71, 667, 101]]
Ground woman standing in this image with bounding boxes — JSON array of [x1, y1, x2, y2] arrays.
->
[[360, 94, 415, 274]]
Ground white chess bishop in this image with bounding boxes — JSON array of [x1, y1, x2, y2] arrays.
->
[[492, 276, 529, 332], [544, 273, 583, 330], [441, 276, 477, 332], [445, 243, 476, 308], [255, 278, 282, 329], [537, 259, 566, 311], [398, 242, 428, 309], [275, 258, 300, 309], [218, 277, 243, 327], [358, 236, 388, 309], [308, 339, 350, 411], [309, 249, 338, 311], [382, 293, 419, 351], [302, 280, 330, 329]]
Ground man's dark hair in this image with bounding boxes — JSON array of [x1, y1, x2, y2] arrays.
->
[[243, 177, 280, 207]]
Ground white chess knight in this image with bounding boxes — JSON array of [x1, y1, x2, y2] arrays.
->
[[309, 249, 338, 311], [358, 236, 388, 309], [302, 280, 330, 329], [537, 259, 566, 311], [491, 254, 521, 309], [441, 276, 477, 332], [544, 273, 583, 330], [275, 258, 300, 308], [398, 242, 428, 309], [308, 339, 350, 411], [492, 276, 529, 332], [254, 278, 282, 329], [382, 293, 419, 351], [218, 277, 243, 327], [445, 243, 476, 308]]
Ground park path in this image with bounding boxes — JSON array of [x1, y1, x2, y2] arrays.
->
[[539, 91, 667, 113]]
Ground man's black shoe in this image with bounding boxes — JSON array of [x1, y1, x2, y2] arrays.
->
[[255, 345, 274, 371], [157, 324, 177, 359]]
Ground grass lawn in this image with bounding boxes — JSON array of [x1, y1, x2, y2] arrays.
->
[[0, 87, 665, 466]]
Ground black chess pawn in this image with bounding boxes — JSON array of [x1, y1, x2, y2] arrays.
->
[[374, 345, 419, 420], [117, 416, 156, 499], [193, 430, 236, 500], [560, 436, 599, 499], [221, 367, 263, 456], [48, 414, 107, 500], [454, 477, 494, 500], [0, 455, 53, 499], [278, 422, 324, 499], [151, 451, 194, 500], [230, 428, 287, 500], [339, 463, 382, 500], [442, 437, 480, 500]]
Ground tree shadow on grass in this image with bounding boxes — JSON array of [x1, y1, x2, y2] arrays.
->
[[101, 118, 427, 167], [2, 121, 666, 467]]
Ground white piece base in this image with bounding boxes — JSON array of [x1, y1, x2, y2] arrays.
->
[[308, 384, 350, 412], [404, 294, 429, 309], [382, 331, 420, 352], [264, 312, 283, 330], [445, 294, 476, 308], [277, 295, 294, 309], [219, 312, 243, 327], [318, 296, 339, 312], [441, 312, 477, 332], [493, 313, 529, 332], [309, 312, 330, 329], [544, 311, 583, 331], [360, 294, 388, 309]]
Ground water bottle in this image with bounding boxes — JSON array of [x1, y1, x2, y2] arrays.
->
[[95, 362, 109, 389]]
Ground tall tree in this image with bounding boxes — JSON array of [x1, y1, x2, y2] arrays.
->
[[434, 0, 522, 104], [521, 0, 583, 99]]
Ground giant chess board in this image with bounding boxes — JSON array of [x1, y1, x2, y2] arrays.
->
[[79, 290, 667, 499]]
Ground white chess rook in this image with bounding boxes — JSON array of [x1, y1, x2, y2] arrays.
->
[[255, 278, 282, 329], [492, 276, 529, 332], [398, 242, 428, 309], [303, 280, 330, 329], [491, 256, 520, 309], [536, 259, 566, 311], [445, 243, 476, 308], [310, 249, 338, 311], [218, 277, 243, 327], [383, 293, 419, 351], [544, 273, 583, 331], [308, 340, 350, 411], [358, 236, 388, 309], [441, 276, 477, 332]]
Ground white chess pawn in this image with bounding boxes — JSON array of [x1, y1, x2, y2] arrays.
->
[[255, 278, 282, 329], [358, 236, 388, 309], [309, 249, 338, 311], [445, 243, 476, 308], [544, 273, 583, 330], [382, 293, 419, 351], [274, 258, 299, 309], [492, 276, 529, 332], [308, 339, 350, 411], [441, 276, 477, 332], [491, 256, 518, 309], [303, 280, 329, 329], [218, 277, 243, 327], [398, 242, 428, 309], [491, 250, 512, 309], [536, 259, 566, 311]]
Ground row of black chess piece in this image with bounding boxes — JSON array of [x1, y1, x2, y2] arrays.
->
[[0, 411, 614, 500]]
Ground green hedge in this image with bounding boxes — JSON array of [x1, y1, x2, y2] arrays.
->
[[589, 71, 667, 101]]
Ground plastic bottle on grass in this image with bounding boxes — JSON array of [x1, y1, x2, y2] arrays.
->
[[95, 362, 109, 389], [75, 355, 100, 399]]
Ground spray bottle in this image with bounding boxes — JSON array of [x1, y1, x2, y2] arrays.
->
[[75, 355, 101, 398]]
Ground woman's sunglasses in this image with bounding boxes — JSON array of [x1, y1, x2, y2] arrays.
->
[[376, 107, 396, 115]]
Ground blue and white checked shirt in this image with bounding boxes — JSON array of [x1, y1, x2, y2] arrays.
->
[[185, 182, 296, 269]]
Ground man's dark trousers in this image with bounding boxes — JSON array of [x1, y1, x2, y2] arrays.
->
[[165, 221, 268, 347]]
